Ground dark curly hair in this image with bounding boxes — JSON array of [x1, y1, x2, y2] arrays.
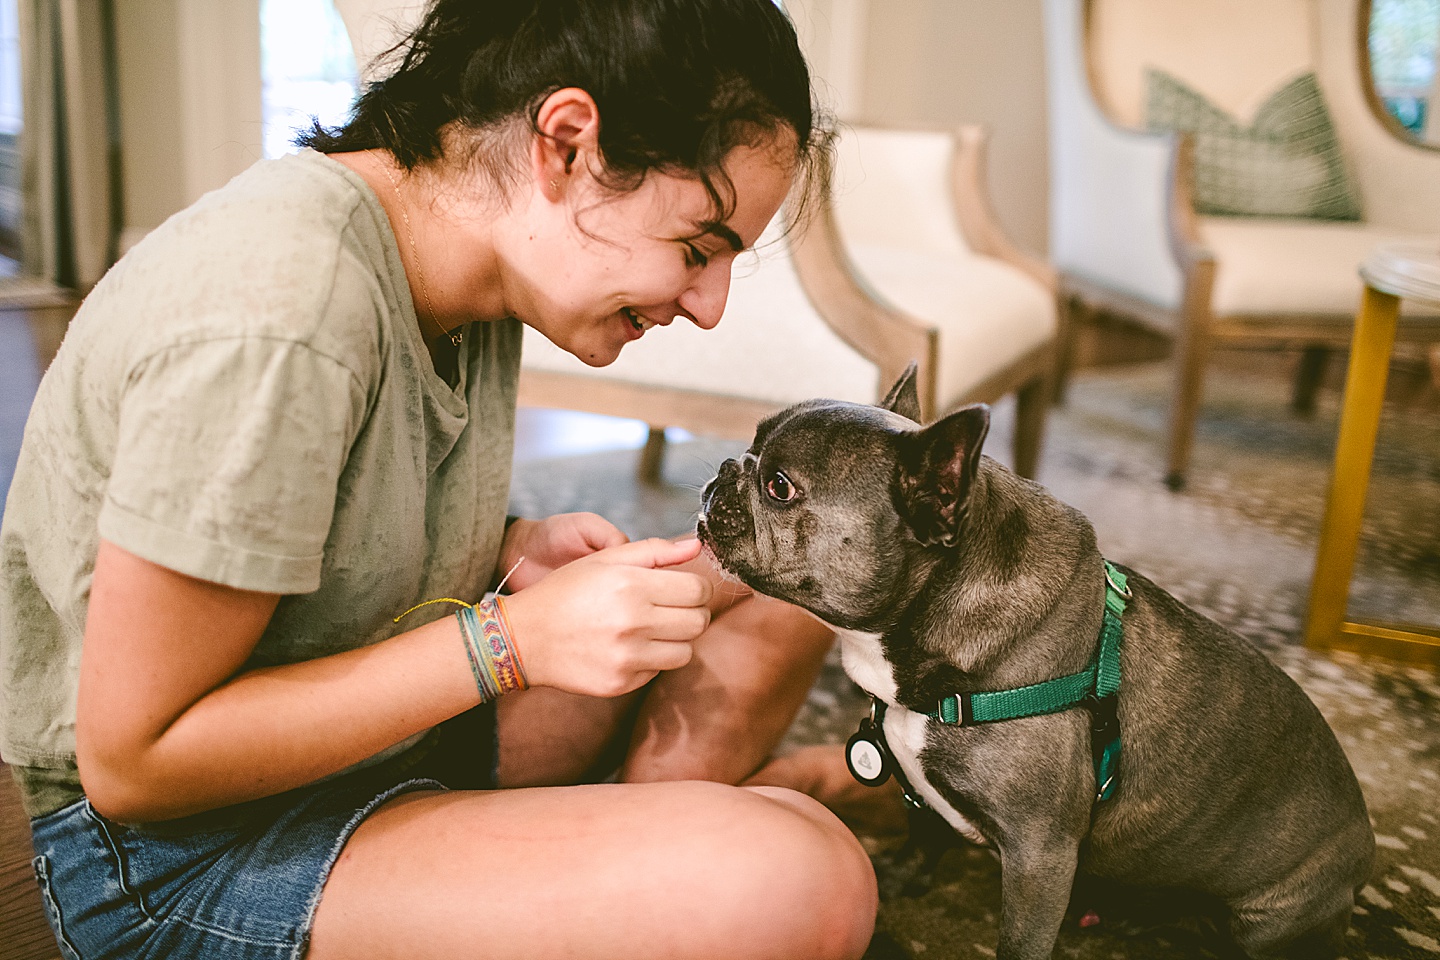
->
[[301, 0, 826, 224]]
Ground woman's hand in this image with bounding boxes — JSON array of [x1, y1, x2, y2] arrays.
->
[[498, 513, 628, 592], [500, 538, 713, 699]]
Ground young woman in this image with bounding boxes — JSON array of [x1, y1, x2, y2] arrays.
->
[[0, 1, 879, 957]]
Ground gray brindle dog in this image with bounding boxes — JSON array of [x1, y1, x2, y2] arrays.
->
[[697, 367, 1373, 960]]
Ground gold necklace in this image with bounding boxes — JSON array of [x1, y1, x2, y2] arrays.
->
[[380, 160, 462, 348]]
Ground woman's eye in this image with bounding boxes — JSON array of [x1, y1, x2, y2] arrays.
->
[[765, 471, 797, 503], [684, 243, 709, 269]]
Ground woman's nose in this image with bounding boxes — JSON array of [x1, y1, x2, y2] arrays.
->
[[677, 260, 732, 330]]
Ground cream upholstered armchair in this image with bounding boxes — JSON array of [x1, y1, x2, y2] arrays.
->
[[521, 123, 1060, 481], [1045, 0, 1440, 488]]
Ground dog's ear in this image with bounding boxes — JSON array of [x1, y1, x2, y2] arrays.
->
[[894, 404, 990, 548], [880, 362, 922, 423]]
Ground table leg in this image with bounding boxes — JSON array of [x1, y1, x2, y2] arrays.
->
[[1304, 286, 1399, 650]]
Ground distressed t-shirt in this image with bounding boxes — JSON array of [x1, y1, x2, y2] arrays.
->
[[0, 149, 521, 816]]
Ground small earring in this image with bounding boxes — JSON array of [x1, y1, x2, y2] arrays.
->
[[549, 178, 559, 193]]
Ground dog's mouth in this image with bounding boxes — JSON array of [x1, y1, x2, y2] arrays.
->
[[694, 512, 725, 564], [694, 519, 746, 590], [694, 534, 730, 576], [696, 484, 743, 575]]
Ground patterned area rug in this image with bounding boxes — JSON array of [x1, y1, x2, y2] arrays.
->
[[508, 353, 1440, 960]]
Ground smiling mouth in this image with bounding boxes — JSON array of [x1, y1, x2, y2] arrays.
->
[[622, 307, 658, 333]]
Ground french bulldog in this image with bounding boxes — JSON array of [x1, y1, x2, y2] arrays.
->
[[696, 366, 1373, 960]]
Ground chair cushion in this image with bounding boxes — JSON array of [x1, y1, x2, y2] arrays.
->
[[846, 245, 1057, 408], [521, 240, 882, 409], [1202, 217, 1440, 317], [832, 128, 970, 259], [1146, 70, 1362, 220]]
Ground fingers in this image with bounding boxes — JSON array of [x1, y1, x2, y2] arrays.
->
[[641, 603, 711, 643], [497, 536, 713, 698], [641, 637, 695, 672], [569, 512, 629, 552], [646, 568, 715, 609], [596, 537, 703, 570], [662, 541, 753, 614]]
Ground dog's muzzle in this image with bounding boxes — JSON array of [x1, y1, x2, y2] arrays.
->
[[698, 458, 752, 546]]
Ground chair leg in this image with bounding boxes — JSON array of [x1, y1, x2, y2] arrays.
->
[[1163, 260, 1218, 491], [1052, 291, 1083, 406], [1165, 319, 1212, 491], [1291, 346, 1329, 416], [638, 426, 667, 485], [1013, 375, 1048, 480]]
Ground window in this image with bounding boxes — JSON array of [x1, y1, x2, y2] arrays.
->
[[261, 0, 359, 159], [1369, 0, 1440, 138]]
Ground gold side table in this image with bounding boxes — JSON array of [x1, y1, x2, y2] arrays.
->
[[1304, 243, 1440, 665]]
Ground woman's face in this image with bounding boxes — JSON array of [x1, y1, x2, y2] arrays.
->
[[504, 134, 797, 367]]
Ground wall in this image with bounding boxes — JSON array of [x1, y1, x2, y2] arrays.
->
[[113, 0, 184, 247], [851, 0, 1051, 254], [786, 0, 872, 121], [113, 0, 262, 250]]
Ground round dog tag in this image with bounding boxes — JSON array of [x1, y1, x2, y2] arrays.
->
[[846, 727, 891, 787]]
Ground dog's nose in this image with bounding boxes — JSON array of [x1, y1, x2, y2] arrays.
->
[[699, 458, 751, 543], [699, 459, 738, 516]]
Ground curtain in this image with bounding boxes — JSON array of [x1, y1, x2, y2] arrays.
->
[[17, 0, 117, 291]]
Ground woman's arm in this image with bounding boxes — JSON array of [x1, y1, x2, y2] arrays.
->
[[77, 534, 711, 823], [76, 540, 480, 822]]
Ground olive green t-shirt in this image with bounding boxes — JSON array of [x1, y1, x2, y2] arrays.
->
[[0, 149, 521, 816]]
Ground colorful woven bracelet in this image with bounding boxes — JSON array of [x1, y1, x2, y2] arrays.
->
[[456, 593, 529, 702]]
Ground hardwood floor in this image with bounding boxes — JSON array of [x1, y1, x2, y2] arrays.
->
[[0, 762, 56, 960]]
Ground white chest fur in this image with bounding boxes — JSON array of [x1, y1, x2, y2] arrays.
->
[[832, 628, 989, 846]]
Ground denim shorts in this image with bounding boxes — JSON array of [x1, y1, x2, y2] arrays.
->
[[27, 704, 497, 960]]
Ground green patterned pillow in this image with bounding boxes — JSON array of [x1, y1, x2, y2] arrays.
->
[[1144, 69, 1362, 220]]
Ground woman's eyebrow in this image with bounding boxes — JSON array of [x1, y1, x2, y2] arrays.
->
[[693, 220, 745, 252]]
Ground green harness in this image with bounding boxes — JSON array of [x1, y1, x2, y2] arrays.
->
[[929, 560, 1129, 802], [846, 560, 1130, 807]]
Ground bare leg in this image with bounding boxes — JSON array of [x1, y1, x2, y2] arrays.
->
[[746, 744, 909, 838], [495, 685, 642, 787], [308, 781, 878, 960], [495, 616, 898, 834], [622, 588, 834, 784]]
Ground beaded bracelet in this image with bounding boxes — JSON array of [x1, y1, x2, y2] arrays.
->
[[456, 593, 529, 702], [391, 556, 528, 704]]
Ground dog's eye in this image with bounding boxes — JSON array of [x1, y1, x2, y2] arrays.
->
[[765, 471, 797, 503]]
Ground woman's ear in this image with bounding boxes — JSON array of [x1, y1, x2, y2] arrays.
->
[[531, 87, 601, 200]]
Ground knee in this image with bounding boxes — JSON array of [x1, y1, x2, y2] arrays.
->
[[735, 785, 879, 960]]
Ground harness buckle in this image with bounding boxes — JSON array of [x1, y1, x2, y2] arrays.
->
[[1104, 564, 1133, 600], [1086, 693, 1119, 739], [935, 693, 969, 725], [1086, 693, 1121, 803]]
